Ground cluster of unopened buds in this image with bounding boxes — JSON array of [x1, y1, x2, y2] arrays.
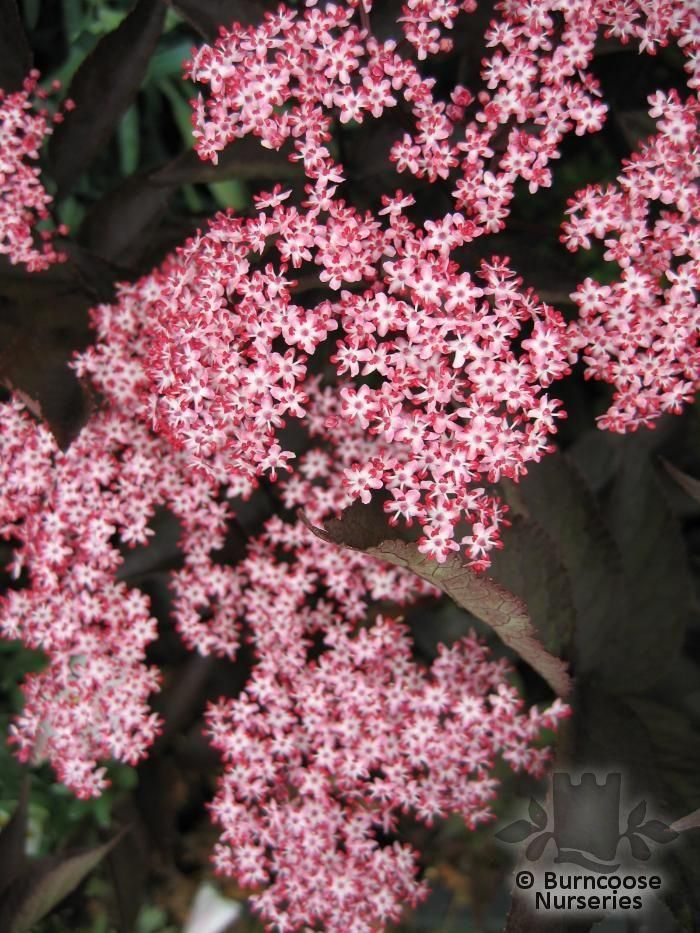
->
[[0, 0, 698, 929]]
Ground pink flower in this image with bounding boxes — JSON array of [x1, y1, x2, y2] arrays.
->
[[207, 613, 569, 932], [564, 90, 700, 430], [0, 72, 66, 270]]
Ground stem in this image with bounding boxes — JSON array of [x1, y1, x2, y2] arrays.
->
[[358, 0, 371, 36]]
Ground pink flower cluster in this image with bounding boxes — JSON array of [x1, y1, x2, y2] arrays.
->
[[565, 88, 700, 431], [0, 263, 248, 795], [0, 71, 67, 270], [209, 607, 568, 932], [188, 0, 699, 227], [167, 0, 699, 563], [0, 394, 234, 796], [188, 0, 611, 213], [145, 205, 573, 568], [77, 271, 244, 660], [0, 255, 431, 792], [0, 253, 568, 925]]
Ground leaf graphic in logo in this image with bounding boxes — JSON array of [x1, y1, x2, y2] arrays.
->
[[496, 820, 536, 844], [626, 800, 646, 830], [628, 834, 651, 861], [528, 797, 548, 830], [526, 832, 554, 861]]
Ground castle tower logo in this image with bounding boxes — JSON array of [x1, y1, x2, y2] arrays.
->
[[496, 771, 678, 873]]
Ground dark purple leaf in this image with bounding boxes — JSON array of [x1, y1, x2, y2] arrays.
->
[[57, 242, 122, 302], [486, 517, 576, 669], [569, 429, 619, 494], [48, 0, 166, 193], [661, 458, 700, 506], [0, 777, 29, 898], [134, 758, 179, 861], [368, 538, 572, 696], [304, 503, 572, 696], [105, 804, 148, 933], [79, 138, 301, 266], [0, 0, 31, 93], [0, 260, 96, 447], [501, 454, 626, 679], [603, 450, 691, 692], [77, 172, 175, 264], [0, 316, 92, 449], [0, 832, 125, 933], [150, 141, 303, 186], [170, 0, 270, 41]]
